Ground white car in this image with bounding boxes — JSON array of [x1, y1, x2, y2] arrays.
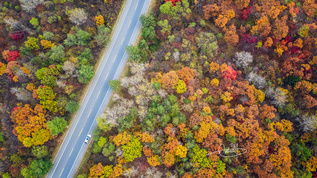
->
[[84, 134, 91, 144]]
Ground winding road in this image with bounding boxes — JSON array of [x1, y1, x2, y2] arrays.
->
[[47, 0, 151, 177]]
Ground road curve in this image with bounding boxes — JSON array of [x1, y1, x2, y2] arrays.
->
[[47, 0, 151, 177]]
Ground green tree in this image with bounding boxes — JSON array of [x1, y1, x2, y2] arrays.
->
[[41, 100, 59, 113], [76, 30, 91, 46], [170, 103, 180, 117], [35, 65, 61, 87], [93, 143, 102, 153], [109, 80, 121, 91], [161, 114, 171, 127], [30, 17, 39, 28], [19, 46, 32, 56], [284, 75, 301, 87], [138, 39, 149, 61], [142, 26, 156, 40], [122, 137, 142, 162], [94, 25, 111, 46], [151, 95, 161, 103], [168, 95, 178, 104], [0, 132, 4, 142], [32, 146, 48, 159], [21, 168, 33, 178], [290, 143, 311, 161], [65, 101, 79, 113], [216, 160, 226, 174], [43, 31, 55, 41], [172, 113, 186, 126], [157, 105, 165, 115], [153, 82, 161, 90], [196, 32, 218, 58], [160, 2, 173, 15], [118, 115, 134, 132], [77, 174, 88, 178], [163, 98, 172, 111], [64, 33, 77, 47], [78, 65, 94, 84], [130, 107, 138, 118], [102, 143, 115, 161], [2, 172, 11, 178], [25, 37, 39, 50], [98, 136, 108, 148], [79, 48, 93, 63], [158, 20, 171, 34], [10, 154, 22, 167], [142, 114, 157, 132], [226, 135, 237, 143], [126, 45, 141, 62], [47, 117, 68, 136], [30, 158, 53, 177], [92, 128, 101, 142], [36, 85, 56, 101], [140, 14, 156, 40], [22, 158, 53, 177], [190, 146, 212, 168], [97, 116, 113, 133], [200, 20, 206, 26], [140, 14, 156, 28], [46, 45, 65, 64]]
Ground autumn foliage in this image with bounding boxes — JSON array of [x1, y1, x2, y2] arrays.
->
[[11, 104, 51, 147]]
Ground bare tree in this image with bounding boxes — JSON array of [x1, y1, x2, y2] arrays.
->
[[129, 62, 145, 75], [120, 77, 130, 88], [265, 87, 287, 107], [56, 80, 66, 89], [234, 51, 253, 67], [69, 8, 87, 25], [4, 17, 22, 30], [4, 16, 34, 34], [115, 148, 123, 157], [10, 87, 32, 101], [19, 0, 45, 12], [143, 167, 163, 178], [128, 86, 139, 96], [296, 114, 317, 132], [158, 89, 167, 98], [246, 72, 266, 89], [122, 166, 139, 178], [173, 51, 180, 62], [138, 106, 148, 121], [62, 61, 76, 77]]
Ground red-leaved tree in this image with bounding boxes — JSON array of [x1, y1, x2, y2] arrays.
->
[[7, 51, 20, 61]]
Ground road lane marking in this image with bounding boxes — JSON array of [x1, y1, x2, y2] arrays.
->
[[135, 2, 138, 10], [79, 128, 83, 137], [59, 168, 64, 177], [113, 54, 118, 64], [88, 109, 92, 117], [128, 20, 132, 28], [96, 90, 101, 98], [69, 148, 74, 157], [105, 73, 109, 81], [121, 37, 125, 45]]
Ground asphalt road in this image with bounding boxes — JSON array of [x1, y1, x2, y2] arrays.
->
[[47, 0, 151, 177]]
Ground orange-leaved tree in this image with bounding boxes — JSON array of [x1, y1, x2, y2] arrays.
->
[[11, 104, 51, 147]]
